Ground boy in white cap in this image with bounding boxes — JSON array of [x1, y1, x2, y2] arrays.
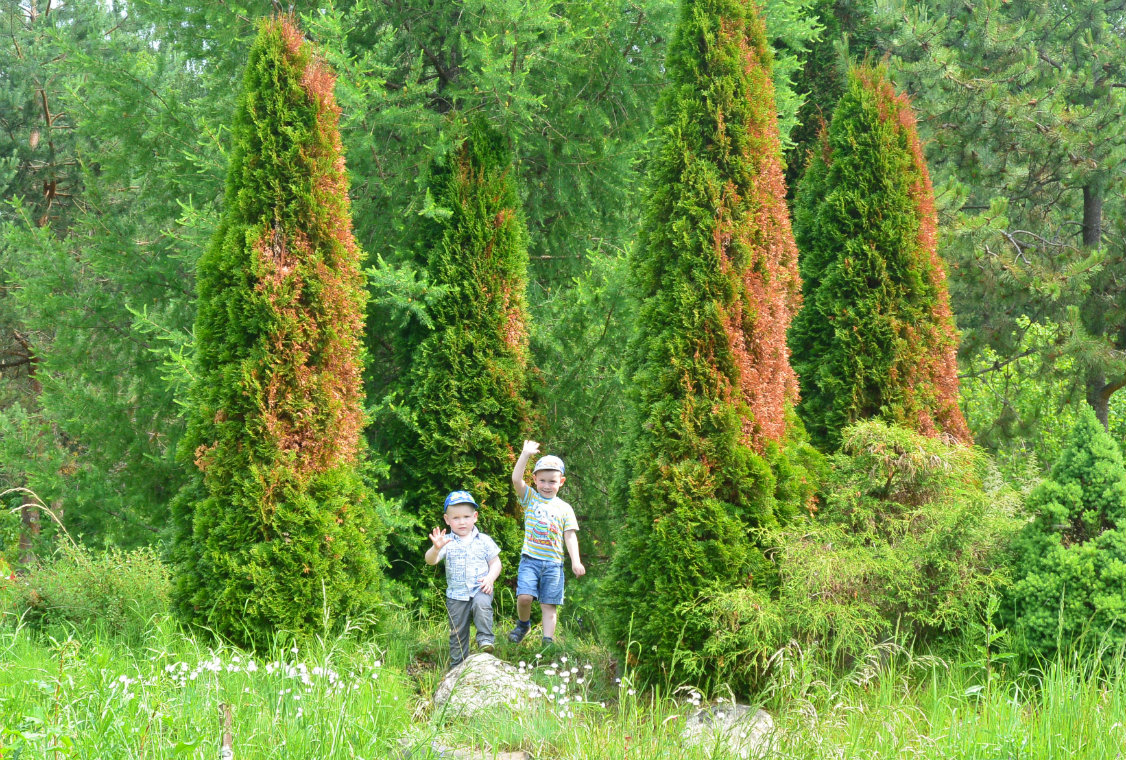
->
[[425, 490, 502, 666], [507, 440, 585, 646]]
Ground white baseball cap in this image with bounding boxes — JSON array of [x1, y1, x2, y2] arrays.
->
[[532, 455, 565, 475]]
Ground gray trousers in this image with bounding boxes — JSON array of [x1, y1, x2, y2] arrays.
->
[[446, 592, 494, 666]]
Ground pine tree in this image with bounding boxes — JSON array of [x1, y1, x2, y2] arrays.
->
[[790, 63, 969, 449], [1008, 407, 1126, 660], [883, 0, 1126, 433], [171, 16, 380, 647], [601, 0, 817, 685], [379, 120, 534, 585], [0, 0, 246, 545]]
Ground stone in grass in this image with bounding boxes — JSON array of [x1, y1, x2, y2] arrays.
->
[[432, 653, 544, 720], [398, 738, 531, 760], [681, 703, 776, 759]]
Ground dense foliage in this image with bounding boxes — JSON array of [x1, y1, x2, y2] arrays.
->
[[784, 0, 876, 190], [3, 0, 1126, 707], [1008, 408, 1126, 660], [171, 18, 381, 647], [378, 120, 534, 585], [10, 543, 171, 642], [601, 0, 819, 686], [790, 63, 969, 448], [688, 421, 1018, 690], [0, 0, 222, 546]]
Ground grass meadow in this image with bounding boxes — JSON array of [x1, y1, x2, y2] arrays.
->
[[3, 599, 1126, 760]]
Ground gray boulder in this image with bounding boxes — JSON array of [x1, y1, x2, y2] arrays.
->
[[681, 703, 776, 759], [432, 653, 545, 719]]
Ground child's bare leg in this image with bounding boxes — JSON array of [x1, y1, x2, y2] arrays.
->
[[541, 603, 558, 639], [516, 594, 534, 623]]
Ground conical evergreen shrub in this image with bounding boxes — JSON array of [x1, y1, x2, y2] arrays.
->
[[601, 0, 818, 686], [171, 17, 380, 648], [380, 119, 534, 584], [1009, 407, 1126, 660], [790, 63, 969, 449]]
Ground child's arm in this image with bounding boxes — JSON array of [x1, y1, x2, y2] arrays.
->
[[478, 556, 502, 595], [424, 527, 451, 565], [511, 439, 540, 500], [564, 529, 585, 577]]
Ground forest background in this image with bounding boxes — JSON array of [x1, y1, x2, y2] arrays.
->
[[2, 0, 1126, 756], [5, 0, 1125, 557]]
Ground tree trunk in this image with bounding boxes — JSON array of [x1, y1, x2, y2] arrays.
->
[[18, 501, 40, 565], [1081, 185, 1115, 429], [1082, 185, 1103, 248]]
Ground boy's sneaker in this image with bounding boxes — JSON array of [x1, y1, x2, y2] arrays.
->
[[540, 636, 554, 647], [507, 620, 531, 643], [479, 642, 495, 654]]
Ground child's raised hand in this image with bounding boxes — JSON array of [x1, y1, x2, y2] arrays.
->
[[521, 440, 541, 457], [429, 527, 452, 550]]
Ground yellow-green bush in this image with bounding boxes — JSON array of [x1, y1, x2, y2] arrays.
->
[[8, 543, 171, 641], [687, 422, 1020, 692]]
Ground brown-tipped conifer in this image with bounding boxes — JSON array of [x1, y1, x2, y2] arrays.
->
[[791, 63, 970, 448], [171, 17, 381, 647], [602, 0, 819, 687]]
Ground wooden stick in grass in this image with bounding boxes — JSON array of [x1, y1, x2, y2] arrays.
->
[[220, 703, 233, 760]]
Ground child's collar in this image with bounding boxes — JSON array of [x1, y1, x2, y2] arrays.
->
[[451, 527, 480, 542]]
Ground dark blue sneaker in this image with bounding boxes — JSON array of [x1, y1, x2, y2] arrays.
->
[[507, 620, 531, 643]]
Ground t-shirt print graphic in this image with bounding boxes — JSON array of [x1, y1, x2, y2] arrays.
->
[[528, 506, 560, 550]]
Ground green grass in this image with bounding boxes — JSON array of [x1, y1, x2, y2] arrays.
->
[[3, 612, 1126, 759]]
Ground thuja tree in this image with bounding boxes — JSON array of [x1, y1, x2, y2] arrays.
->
[[790, 63, 970, 449], [378, 120, 534, 585], [171, 17, 380, 647], [601, 0, 819, 686], [1008, 407, 1126, 661]]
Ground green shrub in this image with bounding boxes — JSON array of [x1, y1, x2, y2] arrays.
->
[[1008, 408, 1126, 660], [8, 543, 171, 640], [687, 421, 1020, 692]]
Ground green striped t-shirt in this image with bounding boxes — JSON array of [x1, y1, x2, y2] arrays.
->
[[519, 487, 578, 563]]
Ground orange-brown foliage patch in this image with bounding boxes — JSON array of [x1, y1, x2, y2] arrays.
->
[[194, 442, 216, 473], [865, 68, 971, 443], [252, 219, 365, 485], [244, 17, 369, 482], [277, 15, 303, 57], [502, 288, 528, 359], [711, 11, 802, 452]]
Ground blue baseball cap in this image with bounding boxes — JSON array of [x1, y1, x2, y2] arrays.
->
[[443, 490, 478, 512], [532, 455, 565, 475]]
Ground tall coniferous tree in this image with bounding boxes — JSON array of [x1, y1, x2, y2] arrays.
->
[[380, 120, 534, 582], [790, 63, 970, 449], [602, 0, 816, 684], [172, 17, 380, 647]]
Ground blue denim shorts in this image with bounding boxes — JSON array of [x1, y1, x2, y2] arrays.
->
[[516, 555, 565, 606]]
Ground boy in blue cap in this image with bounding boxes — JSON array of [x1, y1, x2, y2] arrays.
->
[[508, 440, 585, 646], [425, 490, 502, 666]]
